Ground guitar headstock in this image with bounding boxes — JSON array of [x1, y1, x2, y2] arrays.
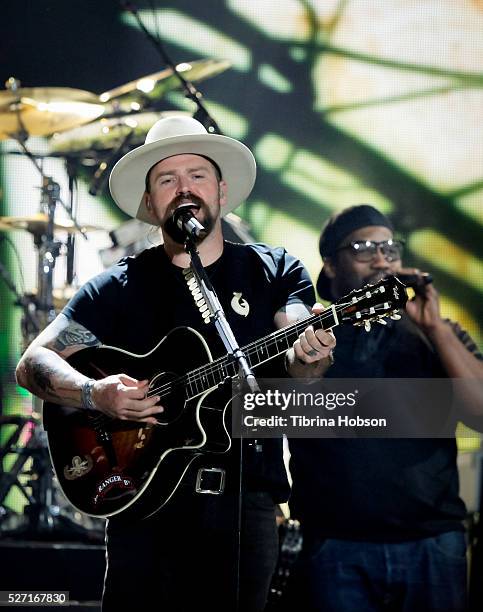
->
[[336, 275, 407, 331]]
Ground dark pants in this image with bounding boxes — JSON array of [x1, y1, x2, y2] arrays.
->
[[282, 531, 467, 612], [102, 491, 279, 612]]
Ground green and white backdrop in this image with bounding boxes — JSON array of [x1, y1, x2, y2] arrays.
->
[[1, 0, 482, 512]]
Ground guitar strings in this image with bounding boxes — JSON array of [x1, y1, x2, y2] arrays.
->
[[147, 300, 372, 399], [146, 306, 345, 399], [147, 309, 331, 397], [145, 281, 395, 399]]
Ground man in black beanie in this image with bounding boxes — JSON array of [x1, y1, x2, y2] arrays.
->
[[315, 204, 396, 301], [286, 204, 483, 612]]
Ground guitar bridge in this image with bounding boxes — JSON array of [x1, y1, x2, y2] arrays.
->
[[195, 467, 226, 495]]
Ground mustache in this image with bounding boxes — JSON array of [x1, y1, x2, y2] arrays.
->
[[168, 194, 204, 216]]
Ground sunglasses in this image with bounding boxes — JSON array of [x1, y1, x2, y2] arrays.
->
[[336, 239, 405, 262]]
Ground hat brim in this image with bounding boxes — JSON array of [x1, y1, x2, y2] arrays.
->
[[109, 133, 256, 224], [316, 267, 333, 302]]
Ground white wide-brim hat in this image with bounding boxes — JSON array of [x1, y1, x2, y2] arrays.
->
[[109, 115, 257, 224]]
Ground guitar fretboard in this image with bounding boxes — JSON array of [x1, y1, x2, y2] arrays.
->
[[179, 305, 344, 400], [147, 276, 402, 402]]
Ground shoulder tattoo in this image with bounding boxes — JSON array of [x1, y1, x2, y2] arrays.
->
[[53, 321, 100, 352]]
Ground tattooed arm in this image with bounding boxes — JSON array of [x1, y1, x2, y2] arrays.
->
[[16, 314, 102, 407], [16, 314, 162, 423]]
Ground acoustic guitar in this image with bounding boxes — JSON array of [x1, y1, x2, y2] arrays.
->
[[43, 276, 407, 520]]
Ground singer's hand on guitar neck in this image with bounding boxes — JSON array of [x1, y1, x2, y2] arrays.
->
[[91, 374, 163, 424], [284, 303, 336, 378]]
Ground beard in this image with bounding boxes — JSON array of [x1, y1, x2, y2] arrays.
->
[[162, 194, 218, 244]]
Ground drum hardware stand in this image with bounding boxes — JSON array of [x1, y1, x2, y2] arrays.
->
[[0, 252, 41, 344], [121, 1, 221, 134], [0, 128, 100, 541], [0, 415, 32, 525], [65, 156, 79, 286], [0, 414, 103, 541], [7, 104, 89, 330], [88, 129, 136, 196]]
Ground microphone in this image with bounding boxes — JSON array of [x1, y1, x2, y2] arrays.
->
[[396, 272, 433, 296], [172, 203, 207, 240], [396, 272, 433, 288]]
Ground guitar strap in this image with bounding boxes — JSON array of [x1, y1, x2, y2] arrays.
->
[[182, 266, 212, 325]]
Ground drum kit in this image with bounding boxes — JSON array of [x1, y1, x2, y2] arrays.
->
[[0, 59, 231, 540]]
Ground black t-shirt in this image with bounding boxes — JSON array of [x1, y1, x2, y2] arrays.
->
[[62, 241, 315, 503], [289, 315, 475, 541]]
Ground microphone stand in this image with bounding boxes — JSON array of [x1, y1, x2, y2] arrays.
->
[[120, 1, 221, 134], [183, 233, 258, 612]]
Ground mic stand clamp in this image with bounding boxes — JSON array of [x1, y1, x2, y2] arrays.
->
[[37, 176, 63, 323]]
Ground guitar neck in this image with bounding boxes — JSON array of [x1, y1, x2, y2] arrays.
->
[[183, 305, 343, 399]]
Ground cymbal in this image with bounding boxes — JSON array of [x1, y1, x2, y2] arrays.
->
[[0, 214, 103, 235], [99, 59, 231, 104], [50, 111, 191, 155], [0, 87, 105, 140]]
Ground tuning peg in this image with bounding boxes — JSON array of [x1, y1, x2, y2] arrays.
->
[[375, 318, 387, 325], [364, 320, 372, 332], [390, 313, 402, 320]]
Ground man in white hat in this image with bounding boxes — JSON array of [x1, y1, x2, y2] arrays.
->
[[16, 115, 335, 611]]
